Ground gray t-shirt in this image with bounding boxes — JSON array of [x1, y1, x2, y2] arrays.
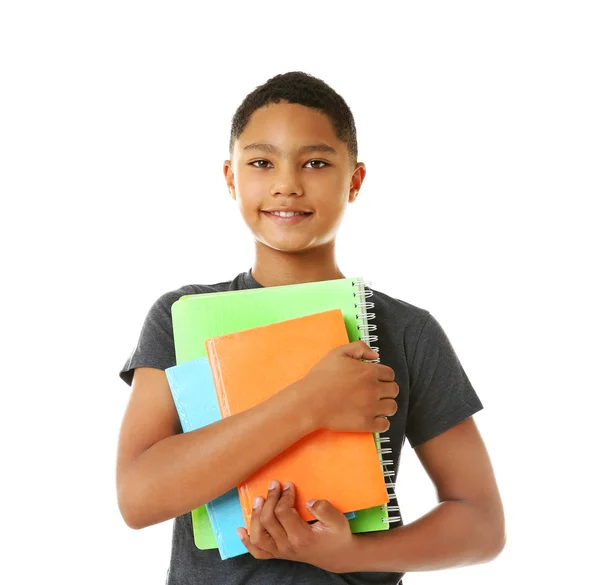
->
[[119, 270, 483, 585]]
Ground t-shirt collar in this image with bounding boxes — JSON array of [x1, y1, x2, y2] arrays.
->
[[240, 268, 264, 290]]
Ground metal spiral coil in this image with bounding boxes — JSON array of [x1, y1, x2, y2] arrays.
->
[[382, 516, 403, 524], [353, 278, 400, 526]]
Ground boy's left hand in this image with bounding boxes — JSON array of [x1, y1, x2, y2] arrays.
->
[[237, 480, 356, 573]]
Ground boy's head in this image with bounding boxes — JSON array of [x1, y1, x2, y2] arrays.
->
[[228, 71, 358, 169], [224, 71, 366, 255]]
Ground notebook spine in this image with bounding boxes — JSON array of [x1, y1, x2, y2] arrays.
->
[[353, 279, 402, 526], [206, 342, 231, 419]]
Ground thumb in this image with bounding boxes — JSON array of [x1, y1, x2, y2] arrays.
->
[[305, 499, 347, 528], [342, 340, 378, 361]]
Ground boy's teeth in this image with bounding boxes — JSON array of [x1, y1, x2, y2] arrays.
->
[[270, 211, 307, 217]]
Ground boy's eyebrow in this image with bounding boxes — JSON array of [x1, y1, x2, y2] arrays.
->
[[242, 142, 338, 156]]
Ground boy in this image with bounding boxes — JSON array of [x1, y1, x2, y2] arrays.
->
[[117, 71, 505, 584]]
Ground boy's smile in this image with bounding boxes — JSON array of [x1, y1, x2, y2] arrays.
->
[[224, 101, 366, 255], [261, 209, 313, 225]]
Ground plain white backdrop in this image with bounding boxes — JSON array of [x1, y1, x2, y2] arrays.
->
[[1, 1, 598, 583]]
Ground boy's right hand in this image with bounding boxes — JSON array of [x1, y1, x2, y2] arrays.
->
[[293, 341, 399, 434]]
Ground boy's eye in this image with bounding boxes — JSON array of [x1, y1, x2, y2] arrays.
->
[[306, 160, 328, 169], [249, 160, 329, 169], [250, 160, 271, 169]]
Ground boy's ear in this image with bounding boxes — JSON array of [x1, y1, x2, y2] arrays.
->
[[348, 162, 366, 203], [223, 161, 236, 201]]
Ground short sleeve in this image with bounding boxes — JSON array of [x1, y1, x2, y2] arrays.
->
[[118, 290, 182, 387], [405, 313, 483, 448]]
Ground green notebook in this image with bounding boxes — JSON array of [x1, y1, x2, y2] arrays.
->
[[171, 277, 396, 549]]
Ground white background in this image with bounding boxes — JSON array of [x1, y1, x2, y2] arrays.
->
[[1, 1, 598, 583]]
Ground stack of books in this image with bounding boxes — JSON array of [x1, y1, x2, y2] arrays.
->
[[165, 277, 397, 560]]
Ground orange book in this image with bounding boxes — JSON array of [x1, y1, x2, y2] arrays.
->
[[205, 309, 389, 528]]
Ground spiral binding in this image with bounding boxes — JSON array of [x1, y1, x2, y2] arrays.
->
[[353, 279, 402, 525]]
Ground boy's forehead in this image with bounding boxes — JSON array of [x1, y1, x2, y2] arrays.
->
[[237, 102, 340, 149]]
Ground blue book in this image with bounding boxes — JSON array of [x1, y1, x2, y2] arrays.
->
[[166, 357, 355, 560], [166, 357, 247, 559]]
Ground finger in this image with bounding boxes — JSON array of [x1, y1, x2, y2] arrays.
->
[[274, 482, 311, 538], [236, 527, 274, 560], [248, 495, 278, 555], [377, 380, 399, 400], [342, 340, 379, 361], [371, 415, 391, 433], [248, 495, 274, 551], [375, 364, 396, 382], [377, 397, 399, 418], [258, 480, 288, 546], [305, 499, 349, 531]]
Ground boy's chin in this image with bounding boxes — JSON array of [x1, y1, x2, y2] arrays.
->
[[257, 237, 318, 254]]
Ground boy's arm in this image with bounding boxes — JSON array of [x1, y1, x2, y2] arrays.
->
[[343, 416, 506, 572], [116, 366, 316, 529], [116, 341, 391, 531], [241, 416, 505, 573]]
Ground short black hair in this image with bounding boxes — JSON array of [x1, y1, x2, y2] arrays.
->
[[229, 71, 358, 167]]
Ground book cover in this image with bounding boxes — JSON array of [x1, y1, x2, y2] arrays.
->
[[205, 309, 389, 528]]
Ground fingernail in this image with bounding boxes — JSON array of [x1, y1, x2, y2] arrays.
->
[[268, 480, 278, 490], [253, 496, 263, 509], [306, 499, 316, 508], [236, 528, 245, 540], [283, 481, 292, 491]]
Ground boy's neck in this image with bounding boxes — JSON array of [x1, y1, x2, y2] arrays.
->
[[250, 241, 345, 287]]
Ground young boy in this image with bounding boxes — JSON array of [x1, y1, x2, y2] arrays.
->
[[117, 71, 505, 585]]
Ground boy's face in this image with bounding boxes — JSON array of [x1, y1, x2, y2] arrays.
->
[[224, 101, 366, 254]]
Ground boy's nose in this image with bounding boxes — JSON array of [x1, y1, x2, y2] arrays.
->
[[271, 189, 303, 198], [269, 163, 304, 197], [270, 181, 304, 198]]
